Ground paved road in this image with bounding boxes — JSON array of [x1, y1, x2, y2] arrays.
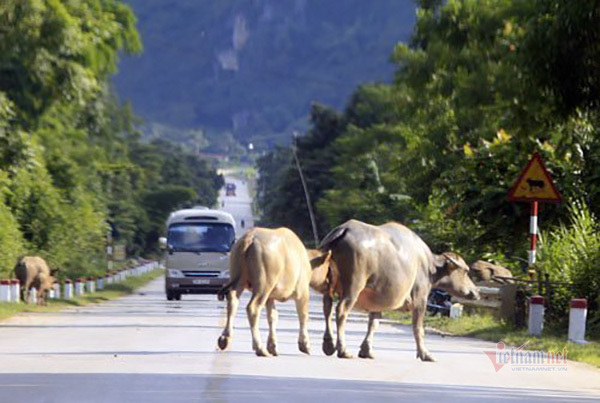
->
[[219, 174, 254, 236], [1, 178, 599, 402]]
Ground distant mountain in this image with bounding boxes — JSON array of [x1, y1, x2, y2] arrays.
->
[[113, 0, 415, 149]]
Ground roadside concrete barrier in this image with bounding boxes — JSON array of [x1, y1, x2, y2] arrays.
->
[[1, 260, 158, 305], [528, 295, 544, 336], [86, 277, 95, 293], [568, 298, 587, 343], [64, 280, 73, 299], [75, 278, 85, 296], [450, 303, 463, 318], [52, 282, 60, 299], [10, 279, 20, 303], [29, 288, 37, 304], [0, 279, 10, 302]]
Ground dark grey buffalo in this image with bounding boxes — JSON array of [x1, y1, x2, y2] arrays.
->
[[318, 220, 480, 362]]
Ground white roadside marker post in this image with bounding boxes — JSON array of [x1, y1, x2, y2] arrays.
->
[[64, 280, 73, 300], [568, 298, 588, 343], [75, 278, 85, 296], [0, 280, 10, 302], [528, 295, 544, 336], [10, 279, 20, 303]]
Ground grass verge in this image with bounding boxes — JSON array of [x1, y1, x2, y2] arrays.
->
[[0, 269, 164, 322], [385, 311, 600, 368]]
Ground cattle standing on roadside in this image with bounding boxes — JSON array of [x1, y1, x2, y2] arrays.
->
[[318, 220, 480, 362], [217, 227, 332, 357], [14, 256, 59, 305]]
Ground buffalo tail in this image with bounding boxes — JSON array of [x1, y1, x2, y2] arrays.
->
[[318, 225, 348, 251]]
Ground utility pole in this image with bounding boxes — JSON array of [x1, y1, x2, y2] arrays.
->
[[292, 132, 319, 247]]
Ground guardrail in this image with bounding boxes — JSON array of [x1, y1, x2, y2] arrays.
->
[[453, 282, 518, 323], [0, 260, 160, 304]]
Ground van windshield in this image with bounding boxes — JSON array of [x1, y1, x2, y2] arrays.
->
[[167, 223, 235, 253]]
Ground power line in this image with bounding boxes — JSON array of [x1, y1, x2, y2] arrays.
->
[[292, 132, 319, 248]]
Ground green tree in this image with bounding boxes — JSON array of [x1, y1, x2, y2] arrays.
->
[[0, 0, 222, 278], [257, 104, 343, 244]]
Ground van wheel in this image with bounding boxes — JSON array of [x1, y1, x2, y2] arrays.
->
[[166, 291, 175, 301], [174, 293, 181, 301]]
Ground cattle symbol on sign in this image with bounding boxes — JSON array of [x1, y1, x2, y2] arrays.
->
[[508, 153, 561, 203]]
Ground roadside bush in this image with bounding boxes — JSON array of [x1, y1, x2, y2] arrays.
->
[[0, 171, 24, 276], [537, 201, 600, 326]]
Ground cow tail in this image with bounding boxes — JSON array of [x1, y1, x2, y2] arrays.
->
[[217, 231, 254, 301], [13, 257, 25, 279], [318, 225, 348, 252], [217, 281, 234, 301]]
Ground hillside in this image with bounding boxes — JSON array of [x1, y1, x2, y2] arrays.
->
[[113, 0, 416, 149]]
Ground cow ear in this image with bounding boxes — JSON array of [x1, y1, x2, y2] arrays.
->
[[50, 268, 60, 276], [432, 254, 445, 270], [444, 253, 469, 271]]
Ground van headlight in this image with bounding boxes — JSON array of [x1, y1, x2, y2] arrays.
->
[[168, 269, 185, 278], [219, 270, 230, 278]]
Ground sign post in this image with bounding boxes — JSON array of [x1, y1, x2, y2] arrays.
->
[[508, 153, 562, 268], [529, 201, 538, 266]]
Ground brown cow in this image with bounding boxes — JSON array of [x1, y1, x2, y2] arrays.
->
[[470, 260, 513, 284], [217, 227, 332, 357], [14, 256, 59, 305], [319, 220, 480, 362]]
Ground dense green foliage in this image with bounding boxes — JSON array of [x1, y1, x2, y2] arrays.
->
[[257, 0, 600, 317], [113, 0, 416, 149], [538, 202, 600, 326], [0, 1, 222, 278]]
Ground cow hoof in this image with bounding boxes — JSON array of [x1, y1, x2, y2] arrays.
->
[[217, 336, 230, 351], [322, 338, 336, 356], [298, 342, 311, 355], [255, 347, 271, 357], [267, 341, 278, 357], [337, 349, 353, 359], [358, 348, 374, 359], [417, 351, 436, 362]]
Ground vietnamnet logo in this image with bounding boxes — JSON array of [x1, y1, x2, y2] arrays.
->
[[484, 341, 568, 372]]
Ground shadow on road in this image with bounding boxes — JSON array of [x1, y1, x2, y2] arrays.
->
[[0, 373, 596, 403]]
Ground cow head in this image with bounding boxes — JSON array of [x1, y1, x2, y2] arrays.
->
[[433, 252, 480, 300], [308, 250, 335, 295], [39, 268, 59, 305]]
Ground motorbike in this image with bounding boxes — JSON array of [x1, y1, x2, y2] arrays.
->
[[426, 288, 452, 316]]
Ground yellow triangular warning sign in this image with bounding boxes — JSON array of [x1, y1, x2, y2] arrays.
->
[[508, 153, 562, 203]]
